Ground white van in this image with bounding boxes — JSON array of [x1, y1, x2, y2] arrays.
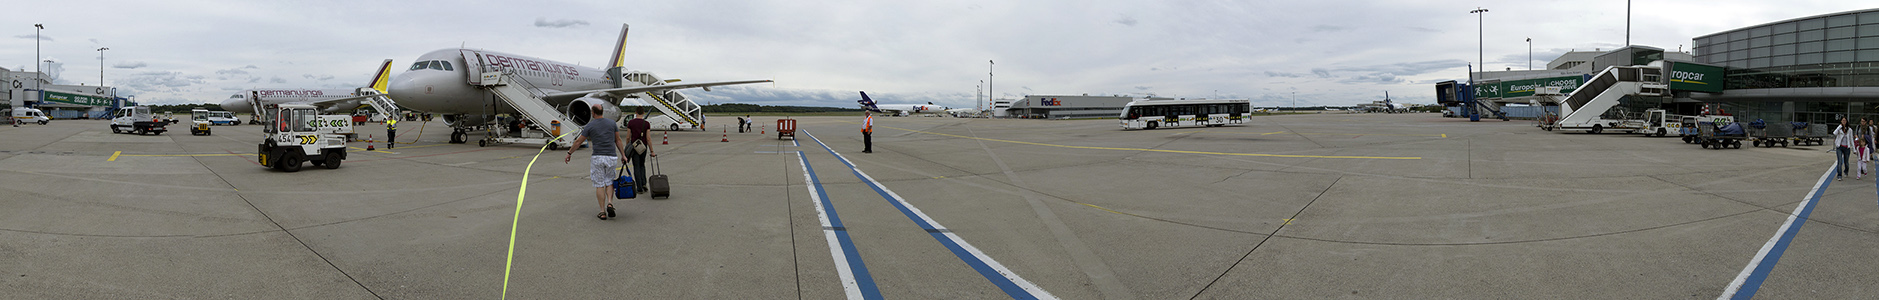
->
[[10, 108, 50, 125]]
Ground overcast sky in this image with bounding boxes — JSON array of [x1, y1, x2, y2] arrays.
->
[[4, 1, 1871, 108]]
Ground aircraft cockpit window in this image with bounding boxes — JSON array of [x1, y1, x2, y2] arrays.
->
[[439, 61, 453, 71], [410, 61, 431, 71], [429, 60, 446, 70]]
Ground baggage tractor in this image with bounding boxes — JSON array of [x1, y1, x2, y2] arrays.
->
[[648, 155, 670, 199]]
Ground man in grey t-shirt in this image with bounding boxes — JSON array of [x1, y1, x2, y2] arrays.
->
[[565, 104, 625, 220]]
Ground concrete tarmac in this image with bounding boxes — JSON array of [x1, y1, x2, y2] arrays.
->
[[0, 113, 1874, 299]]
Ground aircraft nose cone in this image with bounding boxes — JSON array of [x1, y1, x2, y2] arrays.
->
[[219, 97, 249, 113]]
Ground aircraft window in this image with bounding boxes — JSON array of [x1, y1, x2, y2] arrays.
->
[[429, 61, 445, 70], [410, 61, 430, 71], [439, 61, 453, 71]]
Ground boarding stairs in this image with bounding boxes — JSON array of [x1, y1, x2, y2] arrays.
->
[[619, 71, 706, 130], [471, 71, 575, 149], [353, 88, 401, 119], [1552, 66, 1667, 130]]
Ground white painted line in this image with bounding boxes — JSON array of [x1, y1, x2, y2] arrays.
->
[[1718, 164, 1836, 299]]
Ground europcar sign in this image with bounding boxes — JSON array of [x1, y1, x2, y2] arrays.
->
[[1500, 75, 1585, 98], [1668, 62, 1724, 93], [42, 91, 112, 106]]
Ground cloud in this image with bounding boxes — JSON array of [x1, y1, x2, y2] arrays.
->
[[248, 78, 260, 83], [215, 68, 249, 76], [534, 18, 590, 28], [1311, 68, 1332, 78], [114, 71, 205, 94], [113, 61, 147, 69], [1310, 25, 1350, 32], [1114, 15, 1137, 26], [1021, 86, 1033, 91], [269, 77, 286, 84], [1264, 71, 1303, 78], [244, 65, 258, 69], [89, 38, 99, 44], [1134, 86, 1152, 91], [14, 34, 51, 41]]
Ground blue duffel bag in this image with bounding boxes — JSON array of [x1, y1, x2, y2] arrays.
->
[[614, 168, 636, 199]]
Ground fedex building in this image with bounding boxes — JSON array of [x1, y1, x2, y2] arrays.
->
[[1002, 94, 1136, 119]]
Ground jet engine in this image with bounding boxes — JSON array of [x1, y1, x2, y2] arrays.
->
[[565, 96, 623, 127]]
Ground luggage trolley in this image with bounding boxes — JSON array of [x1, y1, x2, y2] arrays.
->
[[776, 118, 797, 140]]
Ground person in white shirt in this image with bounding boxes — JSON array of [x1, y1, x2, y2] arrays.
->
[[1834, 117, 1853, 180]]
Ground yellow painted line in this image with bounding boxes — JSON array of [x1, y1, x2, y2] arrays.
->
[[108, 151, 121, 161], [1078, 202, 1129, 216], [346, 147, 399, 154], [872, 124, 1421, 160], [120, 153, 243, 157], [1291, 132, 1446, 137], [1260, 131, 1286, 135], [1442, 133, 1447, 138], [1283, 218, 1294, 225]]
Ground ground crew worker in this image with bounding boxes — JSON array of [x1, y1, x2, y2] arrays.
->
[[386, 117, 397, 149], [862, 112, 873, 153]]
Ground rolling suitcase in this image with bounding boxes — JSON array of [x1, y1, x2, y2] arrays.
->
[[648, 155, 670, 199]]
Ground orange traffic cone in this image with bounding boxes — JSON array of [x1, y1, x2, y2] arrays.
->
[[760, 124, 765, 134], [721, 127, 729, 142], [366, 134, 376, 151], [662, 131, 669, 145]]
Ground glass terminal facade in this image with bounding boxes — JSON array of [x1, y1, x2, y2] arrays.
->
[[1692, 9, 1879, 123]]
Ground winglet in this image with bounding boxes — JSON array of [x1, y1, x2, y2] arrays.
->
[[367, 59, 393, 93], [607, 24, 630, 69]]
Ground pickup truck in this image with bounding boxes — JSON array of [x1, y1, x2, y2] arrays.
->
[[109, 106, 169, 135]]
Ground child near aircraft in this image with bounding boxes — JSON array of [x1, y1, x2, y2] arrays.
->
[[1860, 139, 1871, 180]]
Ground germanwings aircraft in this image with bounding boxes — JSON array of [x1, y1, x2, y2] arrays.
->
[[386, 24, 772, 143], [218, 59, 396, 123], [858, 91, 946, 116]]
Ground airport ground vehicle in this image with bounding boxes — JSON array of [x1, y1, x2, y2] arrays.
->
[[776, 118, 796, 140], [204, 110, 239, 125], [8, 108, 49, 125], [1119, 99, 1251, 130], [257, 104, 349, 172], [1795, 123, 1829, 146], [109, 106, 168, 135], [190, 109, 214, 136], [1697, 121, 1747, 149], [1747, 121, 1792, 147]]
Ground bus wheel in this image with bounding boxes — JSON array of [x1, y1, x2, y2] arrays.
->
[[1145, 122, 1157, 130]]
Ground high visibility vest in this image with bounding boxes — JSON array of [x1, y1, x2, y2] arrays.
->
[[862, 115, 873, 133], [387, 119, 397, 129]]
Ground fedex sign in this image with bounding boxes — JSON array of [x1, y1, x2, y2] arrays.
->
[[1041, 98, 1062, 106]]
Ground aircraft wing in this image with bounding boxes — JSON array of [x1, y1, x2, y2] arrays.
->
[[541, 79, 774, 101]]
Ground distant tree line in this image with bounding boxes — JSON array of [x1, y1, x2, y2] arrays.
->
[[701, 103, 859, 113]]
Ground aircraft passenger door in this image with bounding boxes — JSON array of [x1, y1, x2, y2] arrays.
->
[[460, 49, 487, 85]]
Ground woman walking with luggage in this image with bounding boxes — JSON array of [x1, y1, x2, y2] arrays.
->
[[625, 107, 655, 193]]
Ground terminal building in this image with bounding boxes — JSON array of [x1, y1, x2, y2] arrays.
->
[[1691, 9, 1879, 123], [1439, 8, 1879, 123], [3, 66, 131, 119]]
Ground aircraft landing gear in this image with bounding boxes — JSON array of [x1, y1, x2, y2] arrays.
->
[[450, 130, 467, 144]]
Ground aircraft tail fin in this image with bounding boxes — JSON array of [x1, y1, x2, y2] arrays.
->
[[857, 91, 881, 112], [607, 24, 630, 69], [367, 59, 393, 93]]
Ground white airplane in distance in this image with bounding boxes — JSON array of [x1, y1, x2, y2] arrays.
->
[[857, 91, 946, 116], [1382, 91, 1404, 113], [218, 59, 396, 122], [385, 24, 772, 143]]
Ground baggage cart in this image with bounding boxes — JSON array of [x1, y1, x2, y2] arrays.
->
[[1697, 122, 1746, 150], [1749, 123, 1793, 147], [776, 118, 797, 140]]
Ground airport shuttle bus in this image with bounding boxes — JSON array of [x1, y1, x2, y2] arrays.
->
[[1119, 99, 1251, 130]]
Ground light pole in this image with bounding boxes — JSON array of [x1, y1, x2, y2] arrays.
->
[[97, 47, 109, 87], [1526, 38, 1532, 70], [1471, 8, 1488, 74], [977, 80, 983, 111], [34, 24, 43, 76], [987, 60, 994, 111], [1292, 92, 1297, 111]]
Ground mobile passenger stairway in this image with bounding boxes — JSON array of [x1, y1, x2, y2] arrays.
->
[[618, 71, 707, 131], [1541, 65, 1667, 133], [468, 71, 578, 149]]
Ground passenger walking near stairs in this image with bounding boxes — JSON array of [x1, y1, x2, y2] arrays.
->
[[1835, 117, 1853, 180], [861, 112, 873, 153], [565, 104, 624, 220], [626, 107, 654, 193]]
